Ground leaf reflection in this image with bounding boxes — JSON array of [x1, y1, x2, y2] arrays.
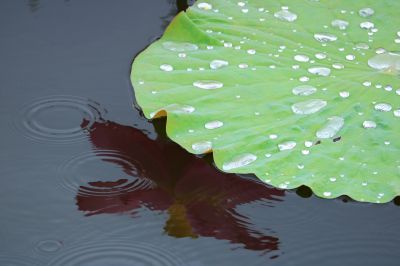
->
[[76, 119, 284, 253]]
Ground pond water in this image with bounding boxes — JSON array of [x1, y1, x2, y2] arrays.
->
[[0, 1, 399, 265]]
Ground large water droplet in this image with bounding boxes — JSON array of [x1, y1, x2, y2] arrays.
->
[[332, 63, 344, 69], [308, 67, 331, 76], [193, 80, 223, 90], [299, 76, 310, 82], [363, 120, 377, 128], [323, 191, 332, 197], [374, 103, 392, 112], [197, 2, 212, 10], [210, 60, 229, 69], [224, 42, 233, 48], [269, 134, 278, 139], [192, 141, 212, 153], [162, 42, 198, 52], [368, 52, 400, 73], [205, 120, 224, 129], [339, 91, 350, 98], [274, 10, 297, 22], [314, 33, 337, 42], [331, 19, 349, 30], [294, 54, 310, 62], [160, 64, 173, 72], [355, 43, 370, 50], [292, 99, 327, 115], [394, 109, 400, 117], [315, 53, 327, 59], [292, 85, 317, 96], [316, 116, 344, 139], [360, 21, 374, 30], [222, 153, 257, 171], [359, 7, 374, 17], [305, 141, 313, 148], [278, 141, 297, 151]]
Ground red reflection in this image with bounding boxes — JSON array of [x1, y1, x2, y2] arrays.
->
[[76, 119, 284, 253]]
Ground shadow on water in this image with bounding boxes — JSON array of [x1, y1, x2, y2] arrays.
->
[[75, 118, 285, 254]]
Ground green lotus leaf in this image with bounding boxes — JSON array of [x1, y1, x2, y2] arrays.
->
[[131, 0, 400, 203]]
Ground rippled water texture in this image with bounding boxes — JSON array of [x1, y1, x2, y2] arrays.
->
[[0, 1, 399, 265]]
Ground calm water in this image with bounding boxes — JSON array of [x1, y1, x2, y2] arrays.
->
[[0, 1, 399, 265]]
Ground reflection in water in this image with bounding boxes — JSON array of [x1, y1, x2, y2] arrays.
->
[[28, 0, 40, 12], [76, 119, 285, 254]]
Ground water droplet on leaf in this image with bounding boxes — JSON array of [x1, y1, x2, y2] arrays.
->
[[374, 103, 392, 112], [210, 60, 229, 69], [368, 52, 400, 73], [193, 80, 224, 90], [316, 116, 344, 139], [162, 41, 198, 52], [274, 9, 298, 22], [360, 21, 374, 30], [278, 141, 297, 151], [192, 141, 212, 153], [292, 99, 327, 115], [294, 54, 310, 62], [223, 153, 257, 171], [359, 7, 374, 17], [160, 64, 173, 72], [292, 85, 318, 96], [308, 67, 331, 76], [197, 2, 212, 10], [205, 120, 224, 129], [314, 33, 337, 42], [331, 19, 349, 30]]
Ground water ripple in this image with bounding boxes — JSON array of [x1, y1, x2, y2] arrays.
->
[[0, 255, 41, 266], [58, 150, 155, 197], [13, 95, 107, 144], [35, 239, 64, 254], [46, 240, 185, 266]]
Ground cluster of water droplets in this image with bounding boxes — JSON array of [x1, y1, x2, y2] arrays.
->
[[135, 1, 400, 201]]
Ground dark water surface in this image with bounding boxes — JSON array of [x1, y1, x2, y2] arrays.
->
[[0, 1, 399, 265]]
